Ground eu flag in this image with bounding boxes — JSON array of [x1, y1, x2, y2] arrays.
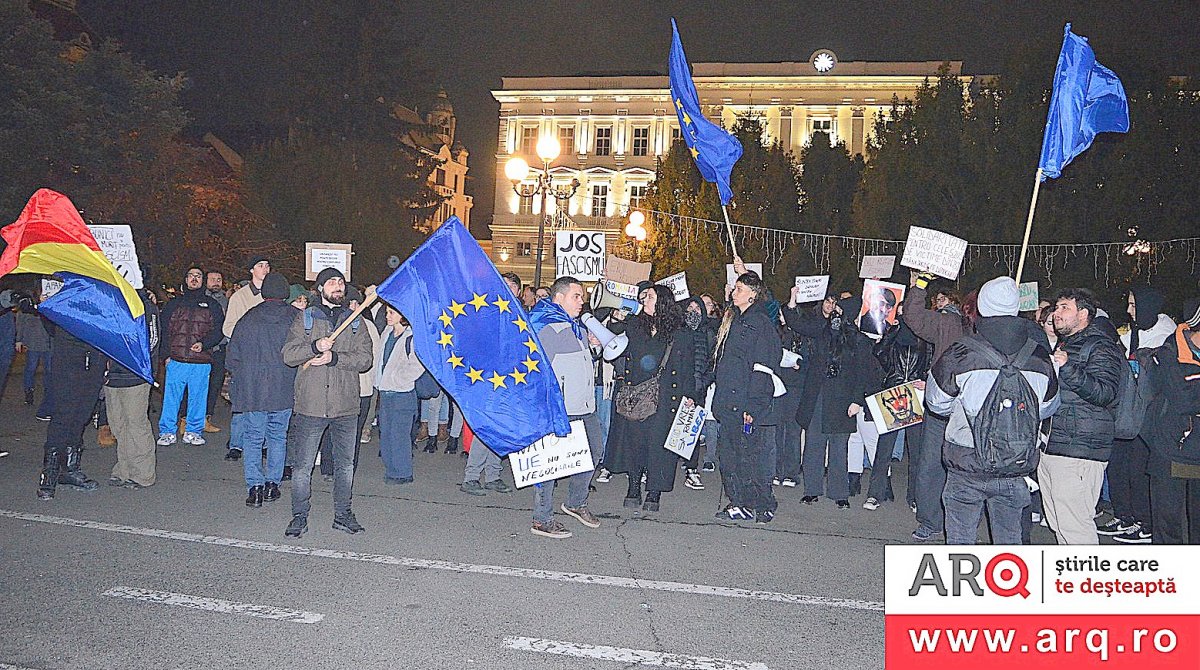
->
[[669, 18, 744, 205], [374, 217, 571, 456], [1038, 23, 1129, 180]]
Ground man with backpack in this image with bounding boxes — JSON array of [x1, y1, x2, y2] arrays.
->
[[925, 276, 1060, 544], [1041, 288, 1126, 545]]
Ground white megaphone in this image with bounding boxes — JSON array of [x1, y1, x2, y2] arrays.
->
[[581, 313, 628, 361]]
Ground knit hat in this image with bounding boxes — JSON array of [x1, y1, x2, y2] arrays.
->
[[247, 254, 270, 270], [977, 276, 1020, 317], [288, 284, 307, 303], [1182, 298, 1200, 329], [314, 267, 345, 287], [261, 273, 289, 300]]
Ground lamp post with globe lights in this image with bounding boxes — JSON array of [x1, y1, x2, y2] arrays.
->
[[505, 136, 580, 287]]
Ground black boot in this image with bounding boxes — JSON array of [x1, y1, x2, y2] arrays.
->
[[848, 472, 862, 498], [58, 446, 98, 491], [444, 435, 459, 454], [37, 447, 61, 500], [246, 485, 264, 508], [623, 477, 642, 508], [423, 436, 437, 453], [642, 490, 661, 512]]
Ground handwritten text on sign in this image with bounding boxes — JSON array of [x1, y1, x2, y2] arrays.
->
[[663, 399, 708, 460], [88, 225, 144, 289], [794, 275, 830, 302], [901, 227, 968, 280], [510, 420, 594, 488], [1018, 282, 1039, 312], [657, 271, 690, 301], [556, 231, 606, 282], [859, 255, 896, 280]]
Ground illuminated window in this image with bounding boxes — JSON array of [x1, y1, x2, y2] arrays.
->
[[518, 195, 533, 215], [670, 126, 682, 142], [632, 127, 650, 156], [809, 117, 835, 145], [558, 126, 576, 155], [629, 184, 648, 209], [591, 184, 608, 217], [434, 168, 446, 186], [520, 126, 539, 156], [517, 242, 532, 256], [594, 126, 612, 156]]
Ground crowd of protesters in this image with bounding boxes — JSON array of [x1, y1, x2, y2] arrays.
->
[[1, 254, 1198, 545]]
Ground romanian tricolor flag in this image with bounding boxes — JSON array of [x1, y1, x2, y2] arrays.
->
[[0, 189, 153, 382]]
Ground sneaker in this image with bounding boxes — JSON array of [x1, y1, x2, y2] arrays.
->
[[182, 432, 206, 446], [801, 495, 819, 505], [284, 514, 308, 538], [836, 499, 850, 509], [36, 413, 51, 421], [911, 526, 943, 543], [332, 512, 365, 534], [224, 448, 242, 461], [24, 390, 34, 405], [910, 501, 918, 514], [684, 471, 704, 490], [483, 479, 512, 493], [1112, 525, 1152, 544], [755, 510, 775, 524], [1096, 517, 1137, 536], [108, 476, 127, 487], [715, 505, 752, 521], [281, 465, 293, 481], [780, 478, 797, 488], [594, 468, 612, 483], [560, 504, 601, 528], [863, 497, 881, 511], [772, 477, 782, 486], [459, 480, 487, 496], [263, 482, 281, 502], [360, 433, 371, 444], [701, 461, 716, 472], [156, 433, 177, 447], [384, 476, 413, 485], [531, 519, 572, 538], [1031, 512, 1043, 524]]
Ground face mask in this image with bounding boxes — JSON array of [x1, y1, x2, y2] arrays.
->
[[685, 311, 702, 330]]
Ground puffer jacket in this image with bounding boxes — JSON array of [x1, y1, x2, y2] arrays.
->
[[1140, 325, 1200, 470], [159, 287, 224, 364], [282, 302, 374, 419], [1046, 319, 1126, 461], [712, 301, 784, 426]]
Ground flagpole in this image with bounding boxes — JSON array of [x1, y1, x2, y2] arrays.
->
[[301, 291, 379, 369], [1014, 168, 1044, 284], [721, 205, 739, 260]]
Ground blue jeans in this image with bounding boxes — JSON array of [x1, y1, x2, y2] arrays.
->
[[23, 350, 53, 415], [943, 471, 1030, 545], [289, 413, 357, 517], [594, 386, 611, 461], [241, 409, 292, 488], [532, 413, 602, 524], [229, 412, 246, 453], [158, 359, 210, 435], [379, 391, 418, 480]]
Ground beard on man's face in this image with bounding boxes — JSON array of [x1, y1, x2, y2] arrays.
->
[[321, 289, 345, 306]]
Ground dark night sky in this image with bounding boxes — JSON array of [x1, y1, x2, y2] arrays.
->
[[79, 1, 1200, 235]]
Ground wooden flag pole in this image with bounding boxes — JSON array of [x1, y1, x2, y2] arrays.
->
[[302, 291, 379, 370], [1014, 168, 1045, 284], [721, 204, 740, 261]]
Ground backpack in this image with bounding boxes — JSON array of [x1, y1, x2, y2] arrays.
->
[[947, 337, 1042, 476], [1112, 351, 1153, 440]]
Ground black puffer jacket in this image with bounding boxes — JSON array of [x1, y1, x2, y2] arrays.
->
[[873, 321, 932, 388], [712, 301, 783, 426], [1046, 319, 1126, 461]]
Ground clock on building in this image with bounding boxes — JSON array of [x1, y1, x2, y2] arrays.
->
[[810, 49, 837, 73]]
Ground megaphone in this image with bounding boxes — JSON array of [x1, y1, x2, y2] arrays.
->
[[581, 313, 629, 361], [589, 280, 642, 316]]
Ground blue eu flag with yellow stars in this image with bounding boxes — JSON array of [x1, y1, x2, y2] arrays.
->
[[669, 18, 743, 205], [374, 217, 571, 456]]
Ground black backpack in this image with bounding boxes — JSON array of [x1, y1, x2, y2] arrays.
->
[[1112, 350, 1153, 440], [953, 337, 1043, 476]]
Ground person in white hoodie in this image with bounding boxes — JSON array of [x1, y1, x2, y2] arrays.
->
[[1101, 286, 1175, 543], [374, 306, 426, 484]]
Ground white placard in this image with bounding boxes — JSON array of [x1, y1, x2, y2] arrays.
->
[[900, 227, 968, 280], [41, 278, 63, 299], [555, 230, 606, 282], [726, 263, 763, 287], [793, 275, 830, 302], [663, 399, 708, 460], [1018, 281, 1040, 312], [306, 242, 352, 282], [88, 225, 143, 289], [657, 271, 689, 301], [865, 381, 925, 434], [509, 421, 594, 489], [859, 255, 896, 279]]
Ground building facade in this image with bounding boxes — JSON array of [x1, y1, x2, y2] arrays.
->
[[399, 90, 474, 234], [489, 54, 972, 282]]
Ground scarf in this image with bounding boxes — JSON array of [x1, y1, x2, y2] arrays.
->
[[528, 299, 585, 341]]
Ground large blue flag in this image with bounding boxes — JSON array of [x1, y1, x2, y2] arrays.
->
[[1038, 23, 1129, 180], [669, 18, 744, 205], [374, 217, 570, 456]]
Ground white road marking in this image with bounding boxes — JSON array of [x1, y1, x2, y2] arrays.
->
[[102, 586, 323, 624], [503, 636, 770, 670], [0, 509, 883, 612], [0, 663, 43, 670]]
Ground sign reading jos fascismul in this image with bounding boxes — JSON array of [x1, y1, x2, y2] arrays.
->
[[556, 231, 606, 282]]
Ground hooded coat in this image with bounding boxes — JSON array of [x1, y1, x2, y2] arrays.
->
[[1120, 286, 1175, 355]]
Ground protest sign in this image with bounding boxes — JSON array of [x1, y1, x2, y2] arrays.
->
[[41, 278, 63, 299], [865, 381, 925, 434], [657, 271, 690, 301], [306, 243, 353, 282], [1018, 281, 1040, 312], [726, 262, 763, 287], [603, 279, 640, 300], [605, 254, 651, 284], [88, 225, 144, 289], [556, 230, 606, 281], [860, 279, 906, 340], [663, 400, 708, 460], [859, 255, 896, 279], [793, 275, 830, 303], [509, 420, 594, 488], [900, 226, 968, 279]]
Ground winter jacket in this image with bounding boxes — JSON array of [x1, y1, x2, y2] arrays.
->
[[537, 319, 596, 416], [282, 302, 374, 419], [615, 315, 702, 417], [105, 292, 160, 388], [358, 319, 380, 397], [713, 301, 784, 426], [14, 311, 51, 352], [902, 285, 972, 364], [1140, 325, 1200, 470], [784, 307, 885, 434], [159, 288, 224, 364], [1119, 314, 1175, 356], [374, 325, 426, 393], [226, 299, 298, 412], [681, 297, 716, 392], [926, 315, 1061, 476], [222, 282, 264, 338], [1046, 319, 1126, 461], [873, 321, 933, 388]]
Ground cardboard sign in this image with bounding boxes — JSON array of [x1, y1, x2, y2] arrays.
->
[[865, 381, 925, 434], [663, 399, 708, 460], [657, 271, 690, 301], [1019, 281, 1040, 312], [726, 263, 763, 287], [510, 420, 594, 489], [900, 227, 968, 280], [860, 279, 906, 340], [306, 243, 353, 282], [793, 275, 830, 303], [41, 278, 63, 299], [859, 255, 896, 279], [88, 225, 144, 289], [603, 279, 640, 300], [605, 254, 651, 284], [556, 230, 606, 282]]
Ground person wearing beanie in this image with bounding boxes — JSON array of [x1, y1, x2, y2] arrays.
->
[[227, 273, 297, 508], [220, 255, 272, 461], [1039, 287, 1125, 545], [318, 283, 381, 478], [924, 275, 1061, 545]]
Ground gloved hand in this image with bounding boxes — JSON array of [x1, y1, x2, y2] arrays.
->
[[914, 272, 937, 290]]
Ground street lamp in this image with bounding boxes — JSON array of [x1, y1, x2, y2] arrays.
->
[[505, 136, 579, 287]]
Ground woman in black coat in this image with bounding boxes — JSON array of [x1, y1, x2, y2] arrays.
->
[[605, 285, 699, 512]]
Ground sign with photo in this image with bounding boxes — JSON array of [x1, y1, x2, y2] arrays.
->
[[865, 381, 926, 434], [794, 275, 830, 303], [556, 230, 606, 282], [859, 255, 896, 279], [656, 271, 690, 301], [1018, 281, 1040, 312], [510, 420, 594, 489], [860, 279, 906, 340], [306, 242, 353, 282], [900, 226, 968, 280], [663, 399, 708, 460], [88, 225, 144, 289]]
